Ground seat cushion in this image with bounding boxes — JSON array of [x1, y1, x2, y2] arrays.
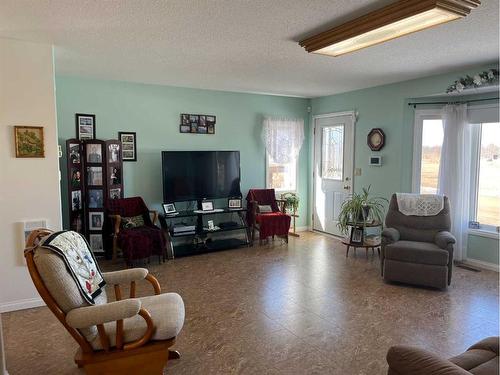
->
[[256, 212, 291, 239], [90, 292, 185, 350], [385, 241, 449, 266], [118, 226, 165, 262]]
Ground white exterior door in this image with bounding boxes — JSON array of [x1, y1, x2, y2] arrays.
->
[[313, 113, 355, 236]]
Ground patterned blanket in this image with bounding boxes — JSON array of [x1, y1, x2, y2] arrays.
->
[[396, 193, 444, 216], [40, 231, 106, 304]]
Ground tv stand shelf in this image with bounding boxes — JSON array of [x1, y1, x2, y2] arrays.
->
[[159, 207, 250, 258]]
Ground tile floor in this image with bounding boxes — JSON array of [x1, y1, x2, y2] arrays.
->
[[3, 232, 499, 374]]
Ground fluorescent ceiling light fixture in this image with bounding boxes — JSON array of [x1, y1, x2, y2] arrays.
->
[[299, 0, 480, 57]]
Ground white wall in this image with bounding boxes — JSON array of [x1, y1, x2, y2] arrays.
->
[[0, 38, 61, 312]]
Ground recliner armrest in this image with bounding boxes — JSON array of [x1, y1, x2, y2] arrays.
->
[[387, 345, 470, 375], [66, 299, 141, 329], [434, 231, 456, 250], [467, 336, 499, 355], [103, 268, 149, 285], [382, 228, 400, 245]]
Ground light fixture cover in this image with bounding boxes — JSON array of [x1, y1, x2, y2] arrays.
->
[[299, 0, 480, 57]]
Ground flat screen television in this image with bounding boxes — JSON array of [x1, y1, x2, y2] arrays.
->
[[162, 151, 241, 202]]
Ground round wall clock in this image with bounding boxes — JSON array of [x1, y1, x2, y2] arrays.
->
[[367, 128, 385, 151]]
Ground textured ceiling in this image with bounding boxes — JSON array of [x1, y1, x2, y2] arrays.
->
[[0, 0, 498, 98]]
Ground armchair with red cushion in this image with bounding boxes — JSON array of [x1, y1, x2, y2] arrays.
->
[[246, 189, 291, 245], [104, 197, 167, 266]]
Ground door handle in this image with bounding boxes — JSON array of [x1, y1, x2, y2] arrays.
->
[[343, 185, 350, 190]]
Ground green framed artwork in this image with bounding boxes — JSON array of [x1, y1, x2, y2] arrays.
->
[[14, 126, 45, 158]]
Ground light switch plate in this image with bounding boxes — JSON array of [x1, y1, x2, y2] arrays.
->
[[354, 168, 362, 176]]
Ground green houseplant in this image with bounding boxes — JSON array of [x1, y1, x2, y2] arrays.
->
[[281, 192, 299, 213], [337, 186, 387, 235]]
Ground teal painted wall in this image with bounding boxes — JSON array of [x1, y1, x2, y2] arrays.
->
[[310, 64, 499, 265], [467, 234, 499, 265], [56, 76, 310, 228]]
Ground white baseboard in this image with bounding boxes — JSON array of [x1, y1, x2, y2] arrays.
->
[[463, 258, 499, 272], [0, 297, 45, 313], [295, 226, 311, 232]]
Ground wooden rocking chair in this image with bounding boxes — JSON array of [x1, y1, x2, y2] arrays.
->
[[24, 229, 185, 374]]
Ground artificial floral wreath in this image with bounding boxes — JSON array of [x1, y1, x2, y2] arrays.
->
[[446, 69, 499, 94]]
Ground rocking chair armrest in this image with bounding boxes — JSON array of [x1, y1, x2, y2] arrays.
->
[[109, 214, 122, 234], [103, 269, 161, 298], [66, 299, 141, 329], [103, 268, 149, 285]]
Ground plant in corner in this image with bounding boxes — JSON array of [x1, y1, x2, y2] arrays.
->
[[281, 192, 299, 214], [337, 186, 387, 236]]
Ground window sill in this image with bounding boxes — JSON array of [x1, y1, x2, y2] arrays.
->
[[468, 228, 500, 240]]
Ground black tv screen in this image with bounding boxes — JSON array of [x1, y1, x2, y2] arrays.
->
[[162, 151, 241, 202]]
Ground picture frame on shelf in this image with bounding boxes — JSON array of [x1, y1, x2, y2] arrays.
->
[[350, 226, 364, 244], [162, 203, 178, 215], [70, 168, 82, 188], [89, 234, 104, 252], [89, 212, 104, 230], [118, 131, 137, 161], [109, 188, 121, 199], [68, 143, 81, 164], [228, 198, 242, 209], [86, 166, 103, 186], [75, 114, 96, 140], [108, 143, 120, 162], [201, 200, 214, 211], [14, 126, 45, 158], [71, 190, 82, 211], [109, 166, 121, 185], [88, 189, 103, 208], [86, 143, 102, 163]]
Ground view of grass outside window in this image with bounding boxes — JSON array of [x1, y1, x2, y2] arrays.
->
[[267, 156, 297, 192], [476, 122, 500, 227], [420, 119, 444, 194], [419, 118, 499, 228]]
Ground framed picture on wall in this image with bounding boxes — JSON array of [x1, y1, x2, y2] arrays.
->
[[14, 126, 45, 158], [75, 113, 96, 140], [89, 212, 104, 230], [118, 131, 137, 161]]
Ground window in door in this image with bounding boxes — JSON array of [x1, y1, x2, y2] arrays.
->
[[321, 125, 344, 180]]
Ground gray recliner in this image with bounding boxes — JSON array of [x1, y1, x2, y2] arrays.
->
[[381, 194, 456, 289]]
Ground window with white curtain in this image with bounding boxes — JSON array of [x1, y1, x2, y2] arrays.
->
[[262, 117, 304, 192], [413, 104, 500, 233]]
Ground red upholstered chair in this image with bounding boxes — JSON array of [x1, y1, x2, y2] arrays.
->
[[246, 189, 291, 245], [105, 197, 166, 265]]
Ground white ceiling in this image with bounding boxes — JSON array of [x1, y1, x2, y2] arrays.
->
[[0, 0, 498, 98]]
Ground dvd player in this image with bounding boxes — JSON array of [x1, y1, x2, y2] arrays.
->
[[173, 225, 196, 233]]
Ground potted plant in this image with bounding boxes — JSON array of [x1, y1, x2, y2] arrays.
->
[[281, 192, 299, 214], [337, 186, 387, 235]]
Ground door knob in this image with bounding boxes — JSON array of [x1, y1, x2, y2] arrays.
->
[[343, 185, 350, 190]]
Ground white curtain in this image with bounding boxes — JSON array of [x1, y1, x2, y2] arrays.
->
[[437, 104, 471, 261], [262, 117, 304, 164]]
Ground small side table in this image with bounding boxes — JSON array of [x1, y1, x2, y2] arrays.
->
[[342, 239, 381, 258]]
